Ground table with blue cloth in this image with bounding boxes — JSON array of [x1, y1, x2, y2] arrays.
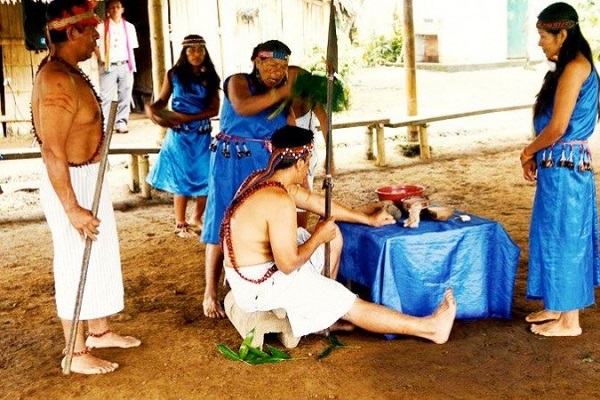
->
[[338, 213, 520, 326]]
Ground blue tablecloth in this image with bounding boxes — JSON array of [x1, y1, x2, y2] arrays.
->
[[338, 214, 520, 321]]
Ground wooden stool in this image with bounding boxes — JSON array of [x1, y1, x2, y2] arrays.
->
[[223, 291, 301, 349]]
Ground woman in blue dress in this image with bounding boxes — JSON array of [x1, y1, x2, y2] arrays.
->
[[201, 40, 293, 317], [145, 35, 221, 238], [520, 2, 600, 336]]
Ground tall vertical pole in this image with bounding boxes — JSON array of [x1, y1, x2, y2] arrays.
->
[[148, 0, 169, 143], [403, 0, 419, 143], [323, 0, 338, 280]]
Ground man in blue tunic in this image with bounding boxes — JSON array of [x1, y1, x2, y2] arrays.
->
[[201, 40, 293, 318], [520, 2, 600, 336]]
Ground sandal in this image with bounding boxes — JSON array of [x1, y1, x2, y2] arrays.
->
[[174, 222, 198, 238]]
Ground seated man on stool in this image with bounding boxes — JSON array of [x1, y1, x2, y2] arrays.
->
[[221, 125, 457, 343]]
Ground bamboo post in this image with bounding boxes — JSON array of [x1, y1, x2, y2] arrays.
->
[[364, 125, 375, 160], [375, 123, 386, 167], [138, 154, 151, 199], [403, 0, 419, 143], [148, 0, 168, 143], [418, 124, 431, 159], [129, 154, 140, 193]]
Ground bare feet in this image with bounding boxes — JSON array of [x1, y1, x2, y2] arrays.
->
[[61, 352, 119, 375], [330, 320, 356, 332], [86, 330, 141, 349], [530, 319, 582, 337], [525, 310, 561, 323], [174, 223, 198, 239], [203, 295, 225, 319], [426, 288, 457, 344], [187, 220, 203, 234]]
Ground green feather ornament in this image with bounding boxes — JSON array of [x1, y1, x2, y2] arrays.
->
[[268, 71, 349, 120]]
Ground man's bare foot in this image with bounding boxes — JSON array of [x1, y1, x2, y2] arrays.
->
[[525, 310, 561, 323], [61, 350, 119, 375], [426, 288, 457, 344], [330, 320, 356, 332], [530, 319, 582, 337], [86, 329, 141, 349], [203, 296, 225, 318]]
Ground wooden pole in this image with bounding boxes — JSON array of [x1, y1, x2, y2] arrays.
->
[[324, 0, 338, 281], [403, 0, 419, 143], [147, 0, 168, 143], [62, 101, 118, 375]]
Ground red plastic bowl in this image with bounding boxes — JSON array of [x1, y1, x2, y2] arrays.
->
[[376, 185, 425, 205]]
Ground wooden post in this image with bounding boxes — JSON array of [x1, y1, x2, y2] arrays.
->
[[148, 0, 169, 143], [138, 154, 151, 199], [364, 125, 375, 160], [418, 124, 431, 159], [376, 123, 386, 167], [403, 0, 419, 143], [129, 154, 140, 193]]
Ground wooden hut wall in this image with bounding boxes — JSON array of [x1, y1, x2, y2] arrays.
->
[[0, 3, 42, 133], [168, 0, 329, 80], [0, 2, 101, 135]]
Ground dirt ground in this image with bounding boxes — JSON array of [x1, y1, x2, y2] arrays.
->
[[3, 65, 600, 399]]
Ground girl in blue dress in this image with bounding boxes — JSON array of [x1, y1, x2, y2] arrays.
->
[[146, 35, 221, 238], [520, 2, 600, 336]]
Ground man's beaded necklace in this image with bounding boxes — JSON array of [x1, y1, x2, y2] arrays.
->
[[221, 180, 286, 284], [31, 55, 105, 167]]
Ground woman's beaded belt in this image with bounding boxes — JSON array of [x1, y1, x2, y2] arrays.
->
[[209, 132, 272, 159], [173, 124, 212, 135], [540, 140, 593, 172]]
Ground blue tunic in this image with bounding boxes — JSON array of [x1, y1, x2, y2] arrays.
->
[[527, 69, 600, 311], [201, 74, 288, 244], [146, 74, 213, 197]]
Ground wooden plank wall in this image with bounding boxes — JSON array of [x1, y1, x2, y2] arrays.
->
[[0, 3, 39, 132], [168, 0, 329, 80]]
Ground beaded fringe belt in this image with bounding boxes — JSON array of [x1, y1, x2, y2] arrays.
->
[[209, 132, 273, 159], [539, 140, 593, 172]]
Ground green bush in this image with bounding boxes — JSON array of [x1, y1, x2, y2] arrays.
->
[[362, 31, 403, 66]]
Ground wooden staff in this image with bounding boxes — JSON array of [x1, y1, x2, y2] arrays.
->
[[323, 0, 338, 279], [62, 101, 118, 375]]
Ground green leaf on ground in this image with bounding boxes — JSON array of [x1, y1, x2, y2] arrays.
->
[[317, 335, 349, 360], [217, 329, 294, 365]]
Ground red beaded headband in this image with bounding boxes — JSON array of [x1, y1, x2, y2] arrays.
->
[[273, 143, 313, 161], [47, 4, 100, 32], [536, 20, 577, 30]]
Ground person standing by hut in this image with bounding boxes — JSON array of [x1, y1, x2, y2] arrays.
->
[[521, 2, 600, 336], [145, 35, 221, 238], [95, 0, 139, 133], [201, 40, 293, 318]]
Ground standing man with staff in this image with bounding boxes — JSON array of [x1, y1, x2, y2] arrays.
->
[[32, 0, 140, 375]]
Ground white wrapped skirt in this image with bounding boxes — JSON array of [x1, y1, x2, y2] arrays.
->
[[224, 228, 357, 337], [40, 163, 124, 320]]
